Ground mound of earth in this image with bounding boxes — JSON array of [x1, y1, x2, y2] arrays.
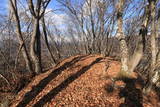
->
[[10, 55, 160, 107]]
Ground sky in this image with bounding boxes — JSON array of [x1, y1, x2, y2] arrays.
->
[[0, 0, 143, 19], [0, 0, 66, 27], [0, 0, 147, 37], [0, 0, 7, 14], [0, 0, 61, 14]]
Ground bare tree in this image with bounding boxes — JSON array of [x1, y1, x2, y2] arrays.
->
[[41, 17, 57, 64], [9, 0, 33, 72], [143, 0, 160, 93], [114, 0, 147, 80], [58, 0, 115, 55], [28, 0, 51, 74], [116, 0, 129, 76]]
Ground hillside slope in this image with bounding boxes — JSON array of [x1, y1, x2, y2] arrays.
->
[[10, 55, 159, 107]]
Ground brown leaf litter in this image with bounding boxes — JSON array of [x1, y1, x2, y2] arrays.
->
[[10, 55, 160, 107]]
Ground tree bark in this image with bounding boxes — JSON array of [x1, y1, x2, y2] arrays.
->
[[116, 0, 146, 80], [30, 17, 42, 74], [150, 0, 157, 84], [143, 0, 158, 94], [28, 0, 51, 74], [116, 0, 129, 74]]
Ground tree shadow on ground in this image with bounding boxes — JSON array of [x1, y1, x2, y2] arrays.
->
[[155, 87, 160, 101], [16, 55, 87, 107], [119, 78, 143, 107], [32, 57, 103, 107]]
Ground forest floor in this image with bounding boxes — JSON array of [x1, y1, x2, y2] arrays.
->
[[5, 55, 160, 107]]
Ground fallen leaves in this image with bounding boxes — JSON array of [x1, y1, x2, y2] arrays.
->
[[10, 55, 160, 107]]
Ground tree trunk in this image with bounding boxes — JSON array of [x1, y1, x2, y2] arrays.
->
[[116, 0, 129, 74], [116, 0, 145, 80], [143, 0, 158, 94], [30, 18, 42, 74], [150, 0, 157, 84], [42, 17, 57, 64]]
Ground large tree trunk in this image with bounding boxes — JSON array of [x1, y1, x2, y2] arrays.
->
[[116, 0, 129, 74], [155, 13, 160, 86], [28, 0, 51, 74], [30, 18, 42, 74], [143, 0, 159, 94], [115, 0, 146, 80], [150, 0, 157, 84]]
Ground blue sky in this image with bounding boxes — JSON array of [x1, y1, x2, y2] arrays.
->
[[0, 0, 7, 8], [0, 0, 146, 34], [0, 0, 7, 14], [0, 0, 143, 17], [48, 0, 60, 9], [0, 0, 61, 14]]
